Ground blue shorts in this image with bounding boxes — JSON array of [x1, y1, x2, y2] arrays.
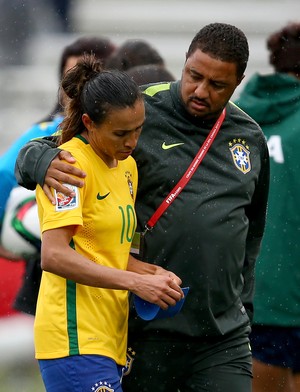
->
[[39, 355, 124, 392], [250, 325, 300, 373]]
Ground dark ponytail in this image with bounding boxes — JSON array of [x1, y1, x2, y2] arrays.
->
[[59, 53, 142, 145], [59, 54, 103, 144]]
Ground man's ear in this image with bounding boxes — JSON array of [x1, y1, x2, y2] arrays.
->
[[82, 113, 93, 130]]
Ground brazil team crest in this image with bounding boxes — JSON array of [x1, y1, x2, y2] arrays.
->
[[229, 139, 251, 174], [91, 382, 114, 391], [122, 346, 136, 377]]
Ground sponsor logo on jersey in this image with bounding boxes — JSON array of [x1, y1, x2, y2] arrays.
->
[[91, 381, 114, 391], [229, 139, 251, 174], [97, 192, 110, 200], [162, 141, 184, 150], [125, 171, 134, 199], [55, 184, 78, 211]]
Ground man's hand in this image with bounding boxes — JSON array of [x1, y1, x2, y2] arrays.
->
[[43, 150, 86, 204]]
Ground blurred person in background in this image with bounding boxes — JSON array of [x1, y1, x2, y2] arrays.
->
[[0, 35, 116, 316], [235, 21, 300, 392], [126, 63, 175, 84], [107, 39, 176, 85], [106, 38, 165, 71], [39, 36, 117, 123]]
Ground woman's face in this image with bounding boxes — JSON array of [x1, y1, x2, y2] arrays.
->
[[82, 99, 145, 167]]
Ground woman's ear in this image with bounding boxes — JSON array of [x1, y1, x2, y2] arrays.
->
[[82, 113, 93, 131]]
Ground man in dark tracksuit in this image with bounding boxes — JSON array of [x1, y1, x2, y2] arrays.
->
[[123, 80, 269, 392], [15, 23, 269, 391]]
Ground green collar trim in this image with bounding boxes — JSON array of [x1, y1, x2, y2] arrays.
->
[[76, 134, 89, 144]]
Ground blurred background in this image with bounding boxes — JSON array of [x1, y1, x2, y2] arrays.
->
[[1, 0, 300, 154], [0, 0, 299, 389]]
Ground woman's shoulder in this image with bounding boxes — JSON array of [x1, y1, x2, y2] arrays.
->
[[120, 155, 137, 171], [60, 137, 92, 171]]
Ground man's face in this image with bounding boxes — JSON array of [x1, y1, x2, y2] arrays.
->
[[180, 49, 243, 119]]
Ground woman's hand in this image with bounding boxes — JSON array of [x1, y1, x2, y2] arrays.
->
[[130, 273, 184, 310], [127, 255, 184, 309]]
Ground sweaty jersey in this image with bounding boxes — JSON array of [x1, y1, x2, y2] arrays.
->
[[35, 135, 137, 365], [129, 81, 269, 337]]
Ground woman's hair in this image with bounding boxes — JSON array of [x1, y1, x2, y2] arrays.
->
[[267, 22, 300, 74], [59, 54, 143, 144]]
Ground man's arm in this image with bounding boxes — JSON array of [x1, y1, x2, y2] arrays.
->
[[242, 142, 270, 322], [15, 137, 86, 203], [15, 137, 60, 190]]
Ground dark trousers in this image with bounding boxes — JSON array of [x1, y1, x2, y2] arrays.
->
[[122, 326, 252, 392]]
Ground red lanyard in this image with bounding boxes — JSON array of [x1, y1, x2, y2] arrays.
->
[[145, 108, 226, 232]]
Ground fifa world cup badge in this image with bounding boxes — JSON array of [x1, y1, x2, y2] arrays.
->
[[55, 184, 79, 211]]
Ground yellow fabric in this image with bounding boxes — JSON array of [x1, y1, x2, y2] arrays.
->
[[34, 137, 137, 365]]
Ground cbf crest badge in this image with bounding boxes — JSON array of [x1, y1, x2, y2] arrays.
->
[[122, 346, 136, 377], [91, 381, 114, 392], [229, 139, 251, 174]]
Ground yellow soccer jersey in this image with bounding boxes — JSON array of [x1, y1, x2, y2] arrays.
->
[[34, 135, 137, 365]]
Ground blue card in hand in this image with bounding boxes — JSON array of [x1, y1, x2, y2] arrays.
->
[[134, 287, 189, 321]]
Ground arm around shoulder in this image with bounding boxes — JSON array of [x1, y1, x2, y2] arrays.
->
[[15, 138, 60, 190]]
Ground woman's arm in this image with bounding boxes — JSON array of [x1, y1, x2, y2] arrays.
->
[[42, 227, 183, 309], [127, 254, 182, 285]]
